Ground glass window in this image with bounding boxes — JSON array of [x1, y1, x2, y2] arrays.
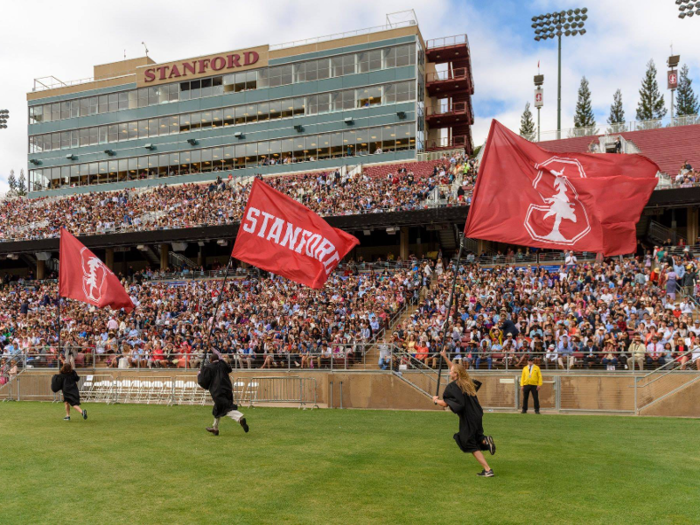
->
[[245, 70, 257, 90], [157, 154, 169, 177], [79, 99, 89, 117], [257, 102, 269, 122], [396, 81, 412, 102], [138, 120, 149, 138], [245, 143, 257, 166], [129, 90, 138, 109], [169, 83, 179, 102], [315, 58, 329, 80], [189, 113, 200, 131], [118, 92, 129, 110], [169, 153, 179, 175], [281, 99, 294, 119], [148, 118, 159, 137], [201, 78, 212, 98], [332, 90, 354, 111], [223, 74, 236, 93], [212, 147, 224, 171], [179, 82, 190, 101], [72, 130, 80, 148], [169, 115, 179, 134], [98, 95, 109, 114], [358, 86, 382, 107], [137, 156, 148, 175], [179, 114, 190, 133], [108, 94, 119, 112], [269, 100, 282, 120], [155, 87, 166, 104], [257, 68, 268, 89], [246, 104, 257, 123], [212, 76, 223, 96], [138, 88, 149, 107], [158, 117, 169, 136], [200, 111, 211, 129], [89, 97, 98, 115], [211, 109, 223, 128], [148, 87, 159, 105], [317, 134, 331, 159], [61, 101, 71, 120], [293, 97, 305, 117], [382, 125, 396, 151], [235, 106, 247, 125], [128, 158, 138, 180], [116, 123, 127, 141], [384, 47, 397, 69], [118, 159, 128, 181], [295, 62, 307, 83], [384, 83, 396, 104], [191, 150, 201, 173], [223, 107, 234, 127], [99, 127, 108, 144], [279, 65, 293, 86], [32, 105, 43, 124], [70, 100, 79, 118], [128, 121, 138, 140], [89, 127, 99, 145], [79, 128, 89, 147]]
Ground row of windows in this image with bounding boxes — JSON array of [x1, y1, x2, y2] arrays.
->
[[29, 124, 416, 191], [28, 44, 418, 125], [28, 81, 416, 154]]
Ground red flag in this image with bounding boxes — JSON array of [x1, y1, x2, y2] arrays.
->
[[59, 228, 135, 312], [232, 178, 360, 289], [465, 121, 660, 256]]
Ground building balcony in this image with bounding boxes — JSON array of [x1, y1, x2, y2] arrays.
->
[[426, 134, 469, 152], [426, 67, 474, 96], [425, 102, 471, 128]]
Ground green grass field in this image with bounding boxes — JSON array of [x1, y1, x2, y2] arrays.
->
[[1, 403, 698, 524]]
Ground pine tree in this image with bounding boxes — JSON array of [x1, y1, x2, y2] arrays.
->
[[17, 169, 27, 196], [573, 76, 597, 135], [675, 64, 699, 117], [519, 102, 536, 141], [7, 170, 17, 193], [607, 89, 625, 131], [636, 60, 667, 122]]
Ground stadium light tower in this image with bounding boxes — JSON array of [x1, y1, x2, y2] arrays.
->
[[0, 109, 9, 130], [677, 0, 700, 18], [531, 7, 588, 139]]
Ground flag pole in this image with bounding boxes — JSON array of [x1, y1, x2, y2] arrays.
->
[[202, 255, 234, 368], [436, 226, 465, 397]]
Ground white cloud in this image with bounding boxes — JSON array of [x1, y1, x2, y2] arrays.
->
[[0, 0, 697, 188]]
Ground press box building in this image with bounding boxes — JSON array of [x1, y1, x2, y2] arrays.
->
[[26, 20, 474, 196]]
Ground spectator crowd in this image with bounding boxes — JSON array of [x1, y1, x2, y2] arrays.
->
[[0, 154, 477, 242]]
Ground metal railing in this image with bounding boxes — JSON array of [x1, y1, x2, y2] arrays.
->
[[270, 20, 416, 50], [425, 102, 467, 117], [426, 68, 469, 83], [426, 34, 470, 50]]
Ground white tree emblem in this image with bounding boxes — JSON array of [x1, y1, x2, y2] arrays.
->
[[81, 248, 107, 304], [524, 157, 591, 245]]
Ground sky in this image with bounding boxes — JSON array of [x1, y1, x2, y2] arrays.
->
[[0, 0, 698, 195]]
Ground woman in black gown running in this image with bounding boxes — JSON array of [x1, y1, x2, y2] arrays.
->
[[433, 350, 496, 477]]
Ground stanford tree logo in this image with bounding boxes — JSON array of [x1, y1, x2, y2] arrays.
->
[[80, 247, 108, 304], [524, 157, 591, 246]]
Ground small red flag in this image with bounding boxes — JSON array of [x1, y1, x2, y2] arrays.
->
[[232, 178, 360, 289], [465, 120, 660, 256], [59, 228, 135, 312]]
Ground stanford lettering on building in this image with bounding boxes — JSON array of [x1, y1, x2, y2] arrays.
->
[[143, 51, 260, 83]]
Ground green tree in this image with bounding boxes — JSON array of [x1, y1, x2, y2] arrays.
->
[[573, 76, 597, 135], [7, 170, 17, 193], [676, 64, 699, 117], [519, 102, 536, 141], [607, 89, 625, 130], [17, 169, 27, 196], [636, 60, 667, 122]]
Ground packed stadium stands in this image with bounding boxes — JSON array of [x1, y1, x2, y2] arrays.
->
[[3, 248, 700, 378], [0, 154, 476, 242]]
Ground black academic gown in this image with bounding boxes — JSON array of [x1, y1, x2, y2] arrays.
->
[[51, 371, 81, 406], [442, 380, 488, 454], [198, 360, 237, 418]]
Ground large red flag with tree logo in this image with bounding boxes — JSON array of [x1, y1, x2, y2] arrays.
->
[[232, 178, 360, 289], [464, 120, 660, 256], [59, 228, 135, 312]]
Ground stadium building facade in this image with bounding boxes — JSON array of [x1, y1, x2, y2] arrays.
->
[[26, 22, 474, 196]]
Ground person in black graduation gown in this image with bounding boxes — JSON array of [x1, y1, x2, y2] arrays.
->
[[51, 363, 87, 422], [433, 350, 496, 477], [197, 349, 249, 436]]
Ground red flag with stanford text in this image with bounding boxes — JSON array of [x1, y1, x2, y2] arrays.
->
[[464, 120, 660, 256], [59, 228, 135, 312], [232, 178, 360, 289]]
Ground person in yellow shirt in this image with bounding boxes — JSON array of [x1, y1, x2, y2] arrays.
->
[[520, 355, 543, 414]]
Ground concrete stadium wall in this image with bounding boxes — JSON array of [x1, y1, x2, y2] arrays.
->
[[3, 370, 699, 417]]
